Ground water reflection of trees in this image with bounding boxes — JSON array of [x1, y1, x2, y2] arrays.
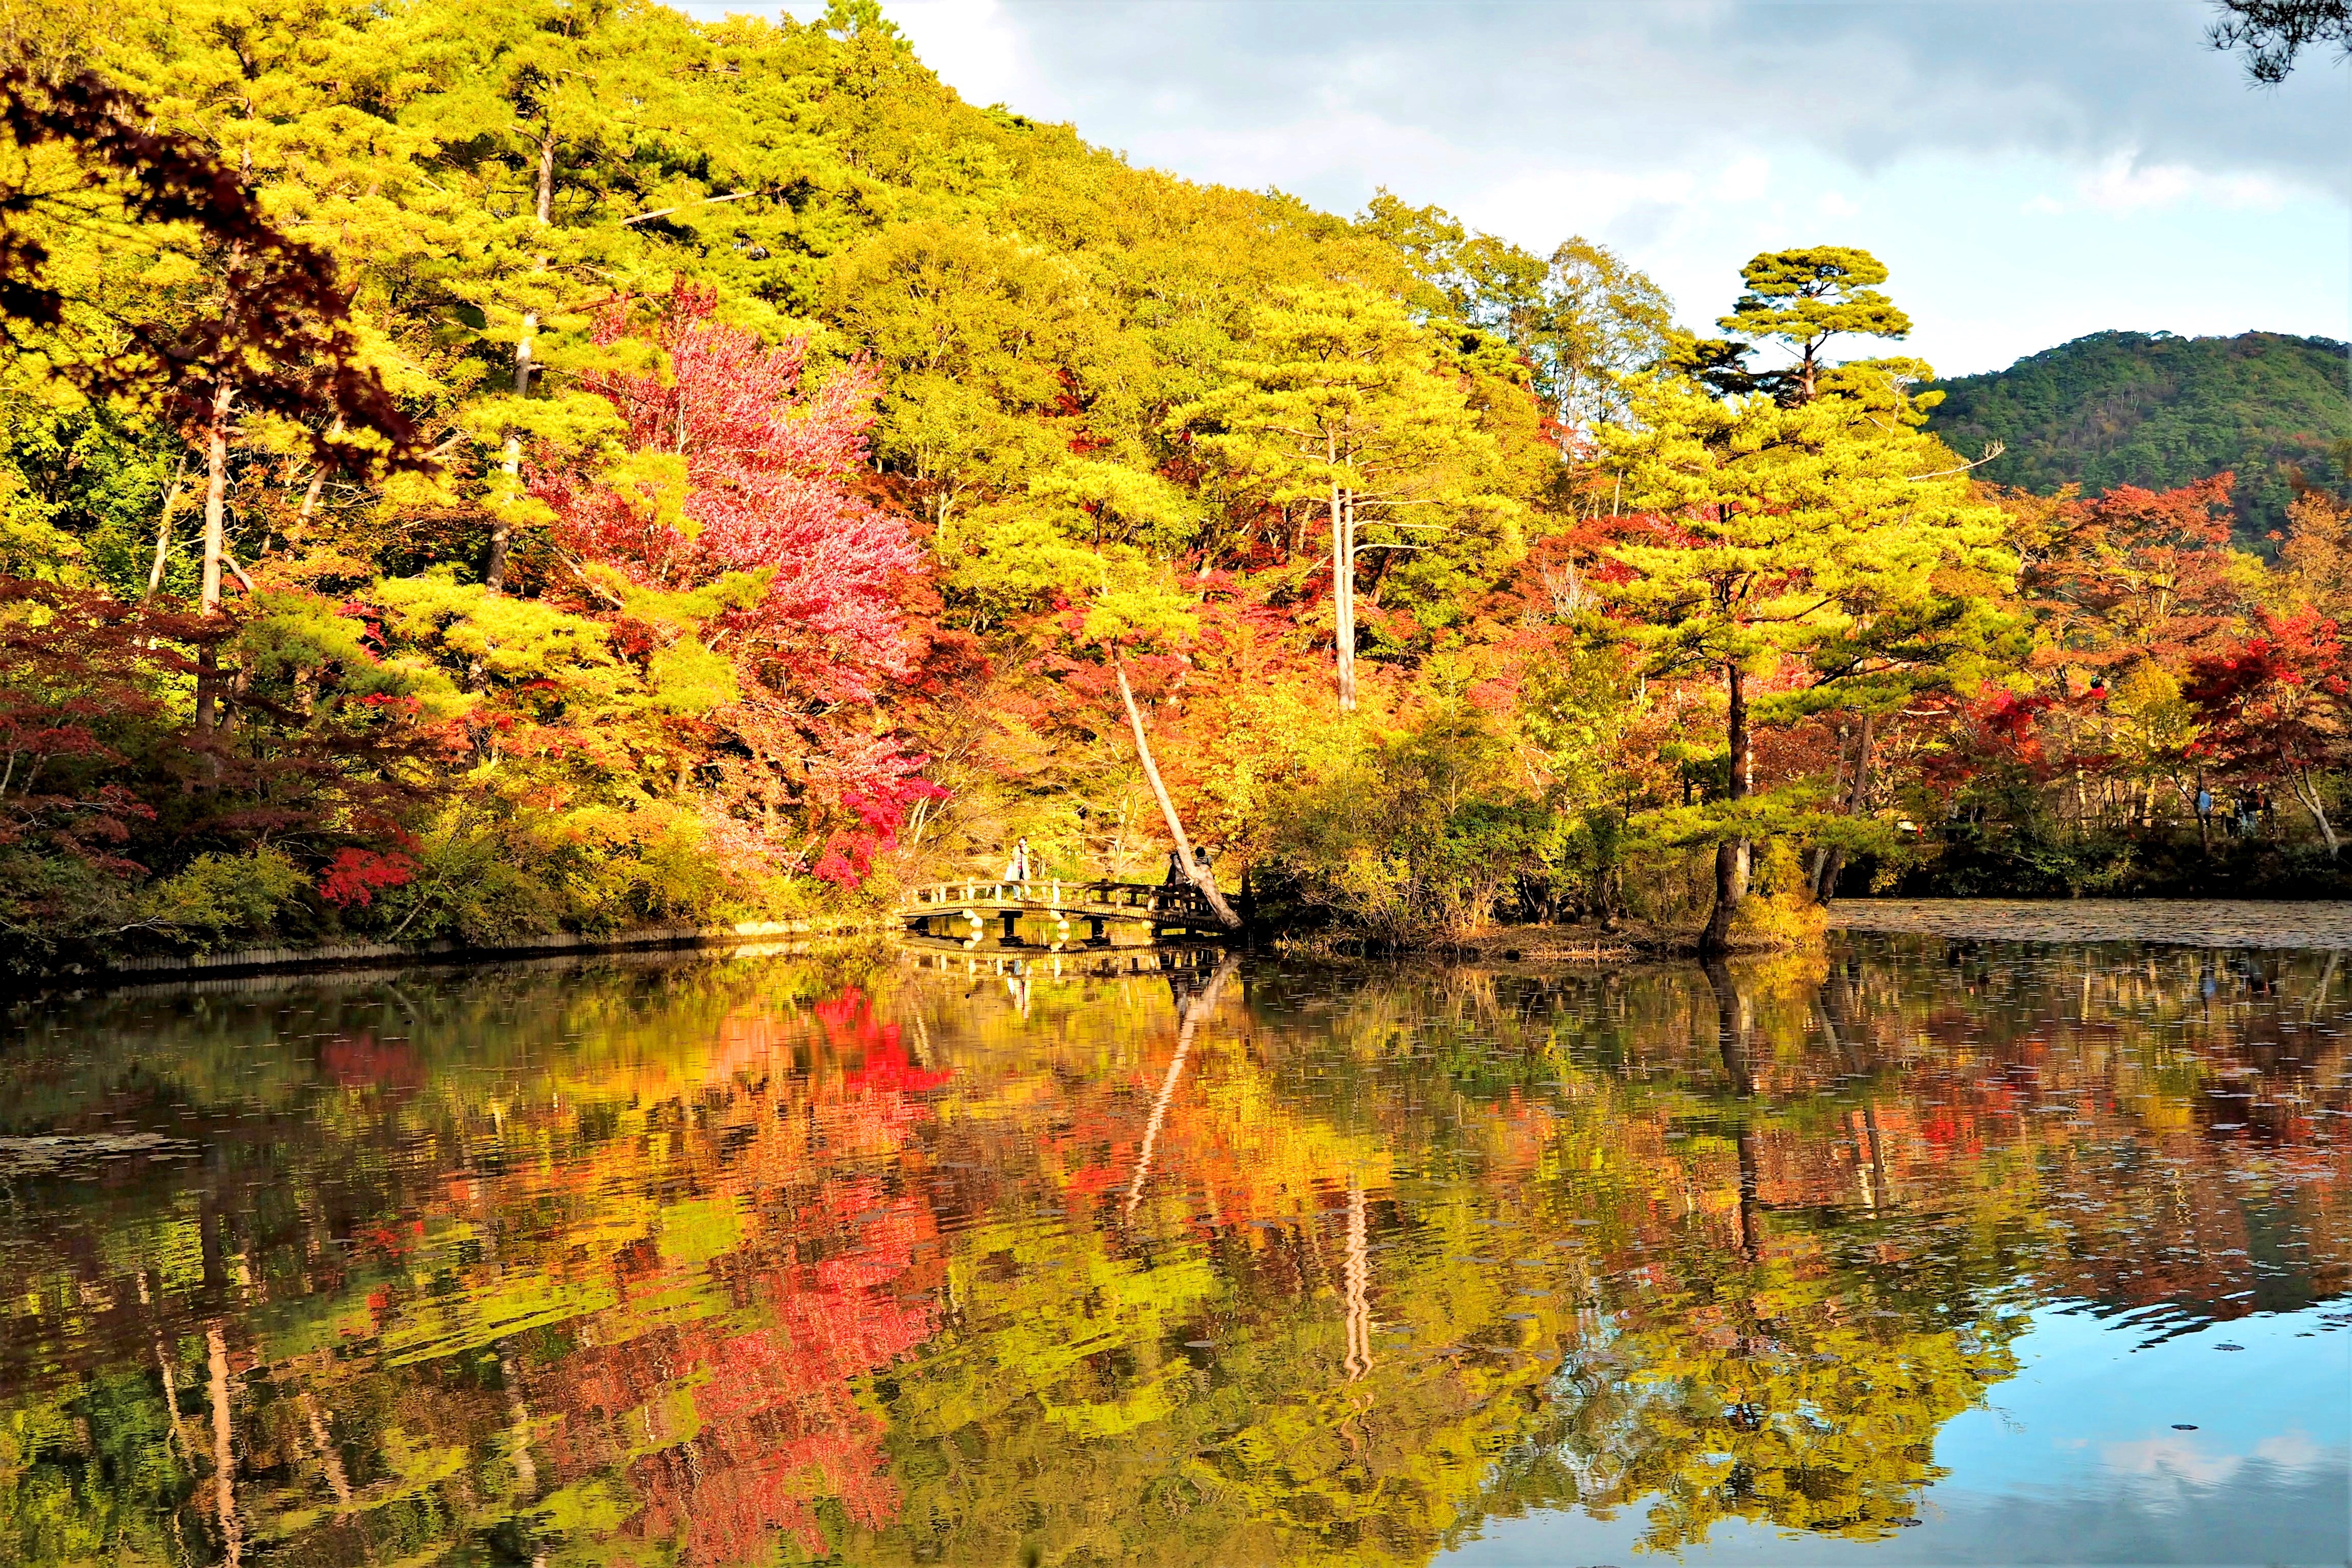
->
[[0, 938, 2341, 1564]]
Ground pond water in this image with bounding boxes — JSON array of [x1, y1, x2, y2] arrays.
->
[[1, 937, 2346, 1567]]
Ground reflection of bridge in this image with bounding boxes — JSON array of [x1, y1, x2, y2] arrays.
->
[[898, 943, 1228, 979], [896, 879, 1227, 949]]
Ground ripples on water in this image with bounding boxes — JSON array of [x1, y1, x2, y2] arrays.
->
[[0, 937, 2345, 1566]]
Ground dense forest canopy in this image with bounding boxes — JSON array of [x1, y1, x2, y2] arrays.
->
[[2, 0, 2350, 971], [1927, 330, 2352, 544]]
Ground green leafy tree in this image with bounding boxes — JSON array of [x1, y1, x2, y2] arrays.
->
[[1532, 236, 1675, 441], [1355, 194, 1672, 444]]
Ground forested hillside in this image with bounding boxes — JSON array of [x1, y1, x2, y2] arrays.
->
[[7, 0, 2352, 979], [1928, 330, 2351, 542]]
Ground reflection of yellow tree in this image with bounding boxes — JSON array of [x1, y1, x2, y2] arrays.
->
[[1544, 1238, 2024, 1549]]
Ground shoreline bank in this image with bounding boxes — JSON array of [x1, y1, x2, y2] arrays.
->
[[8, 918, 891, 996]]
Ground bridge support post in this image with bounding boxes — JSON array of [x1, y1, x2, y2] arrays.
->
[[1087, 915, 1108, 946], [1000, 910, 1022, 945]]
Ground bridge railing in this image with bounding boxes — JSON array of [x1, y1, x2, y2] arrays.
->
[[898, 878, 1216, 921]]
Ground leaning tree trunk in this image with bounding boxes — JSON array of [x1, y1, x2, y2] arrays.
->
[[1699, 661, 1752, 953], [1124, 952, 1239, 1216], [1115, 659, 1242, 929], [207, 1322, 242, 1567], [144, 462, 186, 604]]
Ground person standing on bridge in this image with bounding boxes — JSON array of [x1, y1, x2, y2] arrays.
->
[[1166, 844, 1214, 887], [1006, 837, 1033, 883]]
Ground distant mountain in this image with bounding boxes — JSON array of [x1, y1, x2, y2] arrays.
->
[[1926, 330, 2350, 543]]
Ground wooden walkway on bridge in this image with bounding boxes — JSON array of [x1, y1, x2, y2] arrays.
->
[[896, 878, 1227, 949]]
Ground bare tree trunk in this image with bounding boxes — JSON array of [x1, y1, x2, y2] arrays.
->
[[484, 123, 557, 605], [195, 382, 236, 739], [1330, 458, 1356, 713], [1812, 711, 1873, 903], [152, 1319, 195, 1463], [1700, 661, 1751, 953], [207, 1324, 242, 1567], [482, 315, 532, 602], [199, 384, 233, 615], [1115, 659, 1241, 928], [535, 121, 556, 226], [498, 1341, 550, 1566], [302, 1391, 352, 1510], [1342, 1177, 1371, 1382], [1341, 489, 1357, 708], [1704, 959, 1762, 1258], [297, 414, 345, 524], [1804, 729, 1847, 896], [1123, 953, 1237, 1215]]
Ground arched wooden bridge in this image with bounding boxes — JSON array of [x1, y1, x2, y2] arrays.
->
[[896, 878, 1227, 949]]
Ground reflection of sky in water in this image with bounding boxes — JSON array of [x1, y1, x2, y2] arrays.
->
[[1449, 1302, 2352, 1565]]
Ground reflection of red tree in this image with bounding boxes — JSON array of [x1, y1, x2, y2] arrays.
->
[[630, 1254, 936, 1562], [553, 988, 952, 1564], [318, 1032, 421, 1089], [818, 989, 952, 1096]]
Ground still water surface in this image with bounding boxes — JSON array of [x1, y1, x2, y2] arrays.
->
[[1, 937, 2346, 1566]]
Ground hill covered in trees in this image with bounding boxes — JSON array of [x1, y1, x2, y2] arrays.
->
[[1927, 330, 2351, 542]]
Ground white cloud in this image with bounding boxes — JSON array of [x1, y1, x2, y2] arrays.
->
[[1714, 156, 1772, 203], [2252, 1430, 2325, 1471], [889, 0, 1036, 111], [2100, 1427, 2336, 1490], [2077, 149, 2296, 213], [1459, 165, 1702, 236], [678, 0, 2351, 375], [2101, 1432, 2244, 1487]]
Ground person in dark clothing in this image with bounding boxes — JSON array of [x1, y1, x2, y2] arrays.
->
[[1164, 845, 1214, 887]]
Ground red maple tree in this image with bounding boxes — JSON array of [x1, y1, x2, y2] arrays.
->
[[2185, 610, 2352, 855], [535, 287, 942, 886]]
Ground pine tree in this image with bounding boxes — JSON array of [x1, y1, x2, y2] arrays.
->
[[1604, 347, 2010, 949], [1717, 246, 1912, 403]]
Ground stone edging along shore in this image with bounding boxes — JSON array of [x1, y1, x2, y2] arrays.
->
[[28, 917, 891, 989]]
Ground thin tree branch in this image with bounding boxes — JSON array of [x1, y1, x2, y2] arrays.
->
[[621, 191, 758, 227], [1907, 439, 2006, 482]]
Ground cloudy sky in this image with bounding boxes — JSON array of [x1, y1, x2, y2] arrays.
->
[[711, 1, 2352, 377]]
